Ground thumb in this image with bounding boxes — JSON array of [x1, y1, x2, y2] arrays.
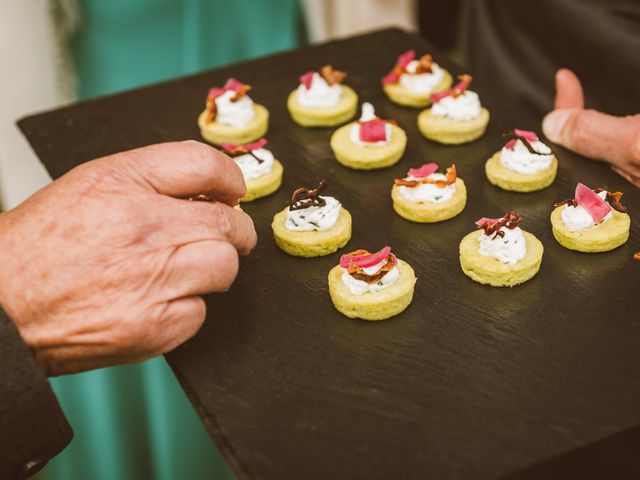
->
[[542, 108, 640, 168], [554, 68, 584, 109]]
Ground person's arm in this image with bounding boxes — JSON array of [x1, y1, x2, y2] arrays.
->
[[0, 140, 256, 474], [0, 307, 72, 478], [542, 68, 640, 187]]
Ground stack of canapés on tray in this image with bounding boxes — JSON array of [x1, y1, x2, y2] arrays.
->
[[196, 49, 632, 321]]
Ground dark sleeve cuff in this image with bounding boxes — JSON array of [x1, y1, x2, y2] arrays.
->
[[0, 307, 73, 479]]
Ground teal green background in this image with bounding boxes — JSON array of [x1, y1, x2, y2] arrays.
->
[[43, 1, 305, 479]]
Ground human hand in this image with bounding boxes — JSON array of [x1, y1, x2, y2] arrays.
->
[[0, 140, 256, 376], [542, 68, 640, 187]]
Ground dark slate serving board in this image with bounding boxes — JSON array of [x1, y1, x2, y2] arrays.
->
[[18, 29, 640, 479]]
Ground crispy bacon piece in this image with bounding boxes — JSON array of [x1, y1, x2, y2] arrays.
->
[[340, 247, 397, 284], [475, 211, 522, 238], [415, 54, 433, 74], [205, 78, 251, 123], [594, 188, 627, 213], [394, 164, 457, 188], [430, 74, 472, 102], [320, 65, 346, 85], [381, 49, 416, 85], [290, 179, 327, 211]]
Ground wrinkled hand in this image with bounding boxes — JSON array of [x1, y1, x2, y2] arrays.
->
[[542, 68, 640, 187], [0, 140, 256, 376]]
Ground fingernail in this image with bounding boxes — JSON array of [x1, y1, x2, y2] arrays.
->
[[542, 110, 571, 143]]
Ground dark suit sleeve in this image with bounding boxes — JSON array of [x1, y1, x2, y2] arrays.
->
[[0, 308, 73, 479]]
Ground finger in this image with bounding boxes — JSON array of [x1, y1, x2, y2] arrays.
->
[[152, 296, 207, 355], [165, 240, 240, 298], [542, 109, 640, 167], [169, 200, 257, 255], [104, 140, 247, 204], [554, 68, 584, 109], [612, 166, 640, 188]]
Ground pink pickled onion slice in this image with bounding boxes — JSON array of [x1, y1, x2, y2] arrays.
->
[[475, 217, 500, 228], [504, 139, 517, 149], [220, 138, 267, 153], [243, 138, 268, 151], [208, 78, 245, 99], [300, 71, 314, 89], [430, 76, 471, 103], [381, 72, 400, 85], [224, 78, 244, 91], [396, 49, 416, 69], [359, 120, 387, 143], [408, 163, 439, 178], [208, 87, 224, 98], [514, 129, 539, 141], [340, 246, 392, 269], [381, 50, 416, 85], [575, 183, 611, 222]]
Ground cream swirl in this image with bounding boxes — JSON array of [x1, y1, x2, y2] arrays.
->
[[561, 190, 612, 231], [285, 195, 341, 231], [399, 61, 445, 94], [234, 148, 273, 181], [296, 72, 342, 107], [500, 139, 553, 174], [478, 226, 526, 265], [349, 102, 392, 146], [215, 90, 255, 128], [430, 91, 481, 121], [341, 259, 400, 295], [398, 173, 456, 203]]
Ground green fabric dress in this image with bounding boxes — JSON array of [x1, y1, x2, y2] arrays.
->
[[42, 1, 305, 479]]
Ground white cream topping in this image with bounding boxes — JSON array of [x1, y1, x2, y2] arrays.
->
[[430, 90, 482, 121], [478, 226, 527, 265], [500, 139, 553, 174], [234, 148, 274, 181], [285, 195, 341, 231], [399, 61, 445, 94], [341, 258, 400, 295], [561, 190, 612, 231], [349, 102, 392, 146], [398, 173, 456, 203], [214, 90, 255, 128], [296, 72, 342, 107]]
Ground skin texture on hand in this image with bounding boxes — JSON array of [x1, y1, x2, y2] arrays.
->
[[0, 140, 257, 376], [542, 68, 640, 187]]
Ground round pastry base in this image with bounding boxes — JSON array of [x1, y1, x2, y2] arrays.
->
[[287, 86, 358, 127], [391, 178, 467, 223], [328, 259, 416, 321], [485, 152, 557, 192], [242, 160, 284, 202], [330, 123, 407, 170], [382, 69, 453, 108], [417, 107, 490, 145], [459, 230, 543, 287], [198, 104, 269, 145], [272, 207, 352, 257], [550, 206, 630, 252]]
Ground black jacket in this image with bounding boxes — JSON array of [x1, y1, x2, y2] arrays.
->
[[0, 308, 72, 479]]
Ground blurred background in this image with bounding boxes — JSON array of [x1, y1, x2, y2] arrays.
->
[[1, 0, 636, 479]]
